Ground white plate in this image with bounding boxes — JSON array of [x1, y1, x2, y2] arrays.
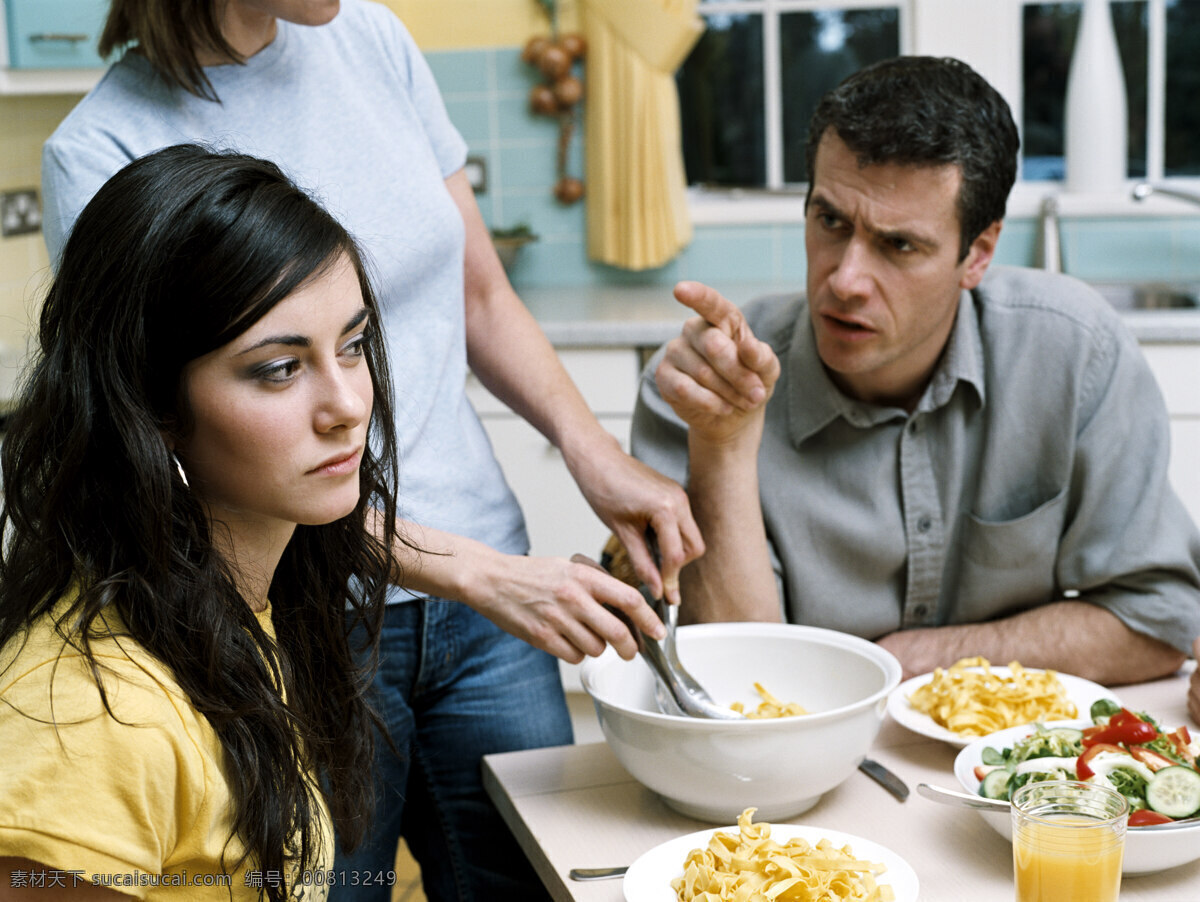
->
[[623, 823, 919, 902], [886, 666, 1118, 748]]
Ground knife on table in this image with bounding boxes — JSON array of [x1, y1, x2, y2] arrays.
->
[[858, 757, 909, 801]]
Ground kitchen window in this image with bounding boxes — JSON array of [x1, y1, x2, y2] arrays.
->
[[1023, 1, 1200, 181], [682, 0, 1200, 223], [678, 1, 906, 192]]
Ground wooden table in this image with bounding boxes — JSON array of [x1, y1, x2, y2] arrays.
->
[[483, 663, 1199, 901]]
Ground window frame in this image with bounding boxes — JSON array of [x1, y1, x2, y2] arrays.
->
[[688, 0, 1200, 225]]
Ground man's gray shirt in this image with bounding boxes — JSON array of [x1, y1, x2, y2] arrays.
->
[[632, 266, 1200, 653]]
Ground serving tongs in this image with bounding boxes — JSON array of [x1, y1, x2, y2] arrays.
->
[[600, 534, 744, 721], [637, 586, 746, 720]]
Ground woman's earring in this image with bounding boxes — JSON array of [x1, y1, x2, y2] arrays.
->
[[171, 451, 190, 489]]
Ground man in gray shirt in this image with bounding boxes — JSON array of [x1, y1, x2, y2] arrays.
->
[[632, 56, 1200, 685]]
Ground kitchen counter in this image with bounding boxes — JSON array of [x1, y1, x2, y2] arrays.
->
[[518, 283, 1200, 349]]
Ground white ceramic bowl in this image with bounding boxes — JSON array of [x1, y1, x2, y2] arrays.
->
[[579, 622, 902, 823], [954, 721, 1200, 874]]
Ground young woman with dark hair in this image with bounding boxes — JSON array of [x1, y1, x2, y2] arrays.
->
[[0, 143, 401, 900]]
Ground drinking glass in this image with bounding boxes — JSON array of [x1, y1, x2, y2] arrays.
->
[[1011, 779, 1128, 902]]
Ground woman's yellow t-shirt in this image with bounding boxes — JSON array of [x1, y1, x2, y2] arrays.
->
[[0, 601, 332, 899]]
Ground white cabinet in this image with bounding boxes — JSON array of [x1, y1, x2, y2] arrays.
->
[[465, 348, 642, 562], [1141, 344, 1200, 528], [466, 347, 642, 706]]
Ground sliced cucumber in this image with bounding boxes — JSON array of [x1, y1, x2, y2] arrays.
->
[[1044, 727, 1084, 744], [1145, 765, 1200, 818], [980, 769, 1011, 800]]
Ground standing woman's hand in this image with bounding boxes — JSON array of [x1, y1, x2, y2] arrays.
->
[[465, 549, 667, 663], [562, 439, 705, 606]]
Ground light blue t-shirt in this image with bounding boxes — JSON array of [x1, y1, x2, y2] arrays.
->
[[42, 0, 530, 574]]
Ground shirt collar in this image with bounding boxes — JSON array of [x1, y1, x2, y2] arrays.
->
[[786, 289, 985, 446]]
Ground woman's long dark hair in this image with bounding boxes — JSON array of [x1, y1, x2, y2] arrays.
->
[[0, 144, 400, 898]]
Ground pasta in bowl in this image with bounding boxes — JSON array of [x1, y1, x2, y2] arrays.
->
[[580, 622, 902, 823]]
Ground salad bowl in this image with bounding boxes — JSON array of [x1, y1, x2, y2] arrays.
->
[[954, 719, 1200, 874]]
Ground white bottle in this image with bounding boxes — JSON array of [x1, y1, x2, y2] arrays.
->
[[1064, 0, 1128, 194]]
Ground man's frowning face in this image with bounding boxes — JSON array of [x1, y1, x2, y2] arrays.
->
[[804, 130, 1000, 410]]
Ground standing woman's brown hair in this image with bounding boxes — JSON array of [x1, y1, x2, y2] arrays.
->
[[100, 0, 240, 98]]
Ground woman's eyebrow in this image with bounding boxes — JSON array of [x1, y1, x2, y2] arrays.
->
[[234, 307, 370, 356], [236, 333, 310, 355], [342, 307, 369, 335]]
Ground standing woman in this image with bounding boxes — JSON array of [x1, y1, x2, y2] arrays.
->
[[0, 144, 400, 898], [41, 2, 702, 898]]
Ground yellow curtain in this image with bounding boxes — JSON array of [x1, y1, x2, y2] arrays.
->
[[581, 0, 704, 271]]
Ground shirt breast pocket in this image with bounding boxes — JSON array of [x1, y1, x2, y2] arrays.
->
[[956, 488, 1068, 607]]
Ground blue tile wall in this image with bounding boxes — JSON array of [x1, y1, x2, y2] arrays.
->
[[993, 219, 1038, 268], [427, 46, 1200, 291]]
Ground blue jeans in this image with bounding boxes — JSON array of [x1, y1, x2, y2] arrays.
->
[[333, 597, 573, 901]]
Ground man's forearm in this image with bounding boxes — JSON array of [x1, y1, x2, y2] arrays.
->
[[679, 431, 780, 624], [876, 600, 1186, 686]]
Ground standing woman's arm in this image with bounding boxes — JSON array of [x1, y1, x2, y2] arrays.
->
[[446, 170, 704, 601]]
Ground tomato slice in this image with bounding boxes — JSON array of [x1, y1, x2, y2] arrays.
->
[[1129, 747, 1177, 772], [1077, 743, 1126, 780], [1129, 809, 1175, 827], [1082, 719, 1157, 747]]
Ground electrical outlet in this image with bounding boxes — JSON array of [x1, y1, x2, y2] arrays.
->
[[1, 189, 42, 238], [465, 155, 488, 194]]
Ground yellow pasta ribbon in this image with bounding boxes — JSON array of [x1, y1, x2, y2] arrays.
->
[[730, 683, 810, 719], [906, 656, 1077, 736], [670, 809, 894, 901]]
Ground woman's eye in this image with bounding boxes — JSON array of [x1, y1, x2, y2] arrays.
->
[[256, 359, 301, 383], [341, 332, 367, 360]]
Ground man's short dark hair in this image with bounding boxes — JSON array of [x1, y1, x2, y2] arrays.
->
[[804, 56, 1020, 261]]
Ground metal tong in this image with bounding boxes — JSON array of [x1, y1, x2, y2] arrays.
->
[[599, 529, 744, 721], [632, 585, 745, 720]]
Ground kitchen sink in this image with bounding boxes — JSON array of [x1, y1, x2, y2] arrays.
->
[[1088, 281, 1200, 311]]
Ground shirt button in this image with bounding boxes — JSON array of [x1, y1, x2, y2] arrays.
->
[[912, 603, 929, 618], [908, 419, 921, 434], [916, 515, 932, 533]]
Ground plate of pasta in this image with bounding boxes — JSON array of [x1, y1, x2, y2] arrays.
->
[[623, 808, 917, 902], [887, 657, 1118, 748]]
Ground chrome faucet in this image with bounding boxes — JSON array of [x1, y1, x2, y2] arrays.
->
[[1038, 195, 1063, 273], [1132, 182, 1200, 206]]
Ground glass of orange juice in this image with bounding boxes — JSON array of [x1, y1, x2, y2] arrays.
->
[[1011, 780, 1129, 902]]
